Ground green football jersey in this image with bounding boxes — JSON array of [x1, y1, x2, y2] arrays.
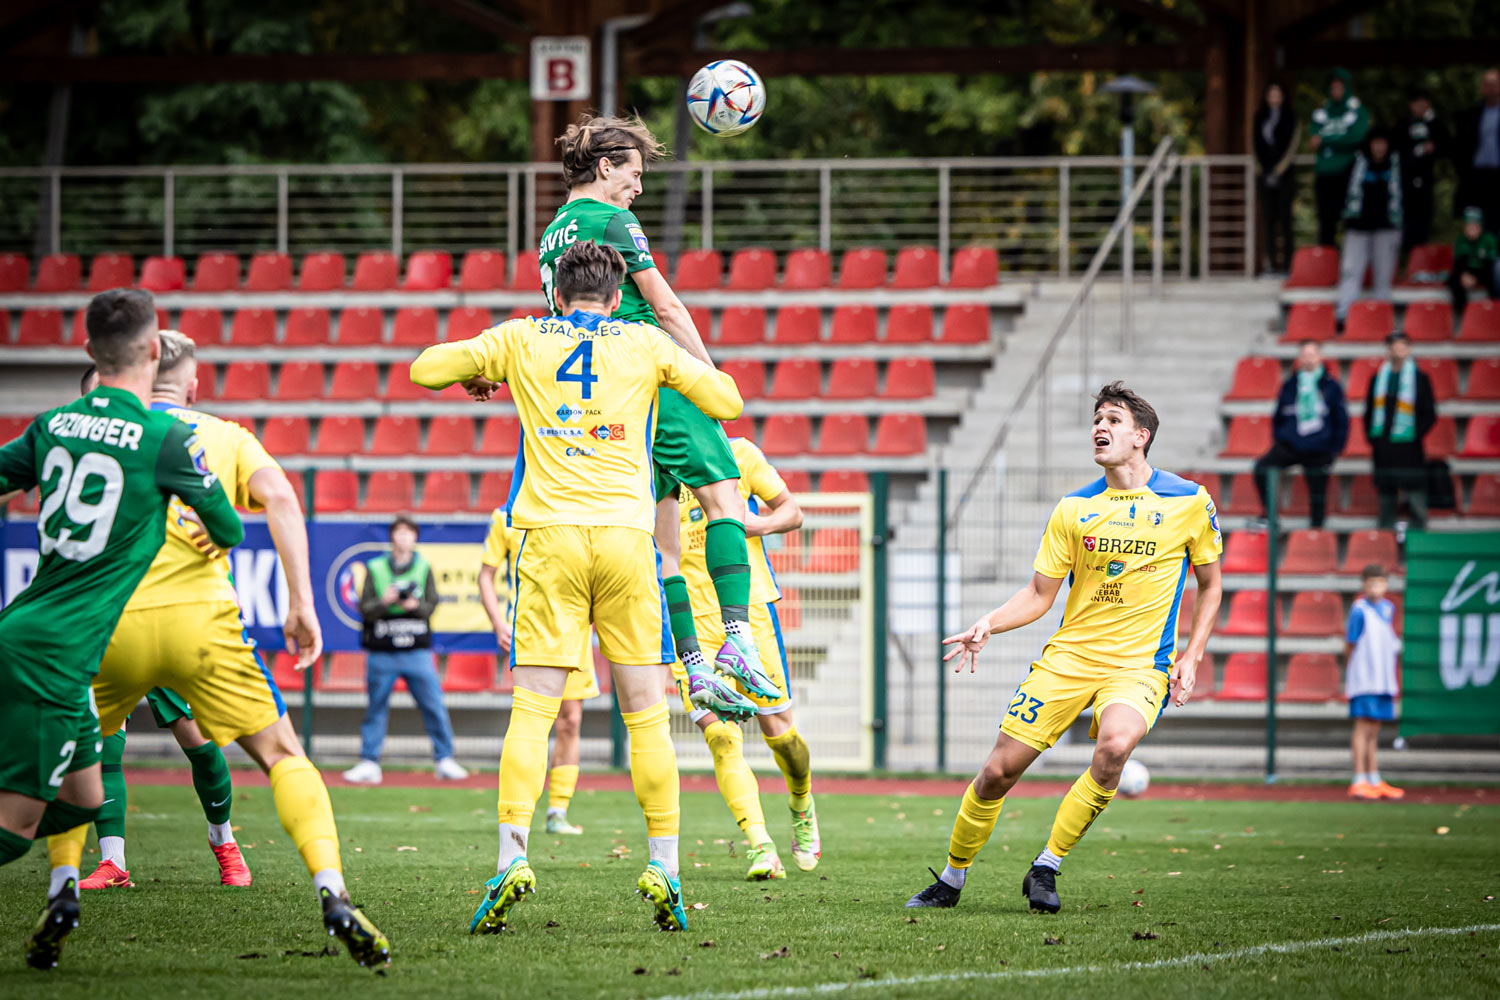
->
[[538, 197, 659, 325], [0, 386, 243, 693]]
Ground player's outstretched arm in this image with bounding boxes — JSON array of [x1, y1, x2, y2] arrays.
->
[[1171, 560, 1221, 706], [248, 465, 322, 668], [653, 335, 743, 419], [745, 490, 802, 538], [943, 571, 1066, 673], [157, 422, 243, 549], [633, 267, 713, 366]]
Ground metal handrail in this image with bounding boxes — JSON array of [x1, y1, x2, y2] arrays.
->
[[949, 137, 1176, 527]]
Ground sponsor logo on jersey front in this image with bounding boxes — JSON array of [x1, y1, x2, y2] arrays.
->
[[556, 404, 584, 422], [1079, 512, 1101, 525], [1107, 560, 1126, 577], [1149, 511, 1163, 526], [592, 423, 625, 441], [1083, 535, 1158, 556], [688, 507, 705, 522], [565, 446, 597, 458]]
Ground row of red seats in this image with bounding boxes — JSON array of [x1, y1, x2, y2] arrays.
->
[[1190, 468, 1500, 518], [1221, 528, 1399, 575], [1186, 652, 1352, 703], [1220, 413, 1500, 459], [1, 302, 992, 347], [1284, 243, 1451, 289], [1186, 588, 1399, 637], [1226, 355, 1499, 402], [1284, 300, 1499, 343], [0, 245, 1001, 294]]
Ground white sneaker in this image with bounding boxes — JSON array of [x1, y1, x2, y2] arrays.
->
[[342, 759, 383, 785], [434, 757, 469, 781]]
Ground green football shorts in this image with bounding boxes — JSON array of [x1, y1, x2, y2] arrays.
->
[[0, 682, 103, 801], [652, 387, 741, 500], [146, 686, 194, 728]]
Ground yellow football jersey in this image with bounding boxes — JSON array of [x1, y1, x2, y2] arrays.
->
[[409, 312, 743, 533], [678, 437, 787, 613], [1032, 469, 1222, 671], [127, 404, 279, 610]]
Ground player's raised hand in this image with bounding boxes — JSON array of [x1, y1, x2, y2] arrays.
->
[[178, 508, 221, 560], [462, 375, 501, 401], [1169, 652, 1198, 707], [284, 603, 324, 670], [943, 618, 992, 673]]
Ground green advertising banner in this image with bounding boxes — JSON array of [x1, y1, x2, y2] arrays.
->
[[1400, 531, 1500, 737]]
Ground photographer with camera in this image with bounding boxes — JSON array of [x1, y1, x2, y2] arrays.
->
[[343, 516, 468, 784]]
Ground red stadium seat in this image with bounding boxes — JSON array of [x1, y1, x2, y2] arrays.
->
[[1468, 475, 1500, 516], [727, 248, 776, 290], [1461, 414, 1500, 458], [819, 469, 869, 493], [948, 246, 998, 287], [1340, 530, 1398, 574], [313, 470, 359, 513], [717, 306, 766, 345], [507, 306, 549, 322], [838, 247, 886, 289], [315, 415, 366, 454], [817, 413, 869, 455], [829, 305, 877, 344], [420, 471, 471, 512], [511, 253, 541, 291], [87, 252, 134, 291], [480, 416, 521, 456], [720, 359, 766, 400], [775, 469, 812, 494], [194, 361, 217, 399], [299, 252, 346, 291], [261, 416, 311, 454], [0, 416, 26, 443], [1421, 358, 1459, 400], [328, 360, 379, 400], [1273, 474, 1311, 517], [1342, 300, 1395, 342], [352, 251, 398, 291], [1404, 301, 1453, 341], [177, 308, 223, 345], [1459, 301, 1500, 342], [426, 415, 476, 456], [1187, 653, 1217, 700], [652, 249, 669, 274], [1220, 415, 1271, 457], [229, 308, 276, 346], [16, 310, 64, 346], [1344, 357, 1381, 401], [768, 533, 803, 573], [1279, 653, 1342, 702], [139, 256, 185, 292], [883, 357, 936, 399], [281, 469, 306, 504], [686, 306, 712, 341], [1464, 358, 1500, 400], [403, 250, 452, 290], [783, 249, 831, 289], [1283, 301, 1336, 342], [1337, 475, 1379, 516], [1225, 357, 1282, 400], [1285, 245, 1338, 288], [673, 249, 723, 290], [34, 253, 81, 292], [458, 250, 506, 291], [1176, 588, 1196, 635], [448, 307, 494, 341], [1403, 243, 1453, 284], [276, 361, 325, 400], [824, 357, 878, 400], [1217, 653, 1268, 700], [318, 653, 367, 691], [1280, 529, 1337, 575], [442, 653, 497, 693], [939, 304, 988, 343], [218, 361, 271, 401], [1221, 531, 1268, 574], [283, 307, 331, 346], [804, 529, 860, 572], [1185, 471, 1222, 507], [1222, 472, 1261, 516], [772, 306, 820, 344], [476, 471, 513, 510], [246, 252, 292, 291], [369, 415, 420, 455], [873, 413, 926, 455], [761, 414, 812, 456], [1284, 591, 1343, 636], [391, 307, 439, 346], [271, 653, 305, 693], [721, 415, 755, 441], [192, 252, 240, 291], [892, 246, 940, 288], [364, 471, 415, 512], [885, 304, 934, 343], [1220, 590, 1269, 635], [0, 253, 27, 291], [337, 307, 384, 345], [1428, 416, 1457, 458]]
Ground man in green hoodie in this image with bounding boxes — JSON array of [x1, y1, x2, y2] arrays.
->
[[1310, 68, 1371, 246]]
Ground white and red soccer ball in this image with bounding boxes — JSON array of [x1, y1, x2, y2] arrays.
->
[[686, 59, 766, 137]]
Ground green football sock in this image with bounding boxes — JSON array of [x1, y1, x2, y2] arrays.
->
[[0, 827, 30, 866], [96, 729, 128, 840], [704, 519, 751, 624], [663, 575, 705, 667], [183, 740, 234, 826]]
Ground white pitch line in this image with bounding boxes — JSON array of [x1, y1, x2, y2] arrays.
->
[[650, 922, 1500, 1000]]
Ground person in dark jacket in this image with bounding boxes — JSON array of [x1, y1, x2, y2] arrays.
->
[[1449, 206, 1500, 316], [1309, 68, 1370, 246], [1253, 340, 1349, 528], [1336, 129, 1402, 324], [1452, 68, 1500, 237], [1364, 333, 1438, 529], [1401, 90, 1447, 252], [1255, 82, 1301, 274]]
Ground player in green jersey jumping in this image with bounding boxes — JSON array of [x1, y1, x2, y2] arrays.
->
[[533, 115, 782, 722], [0, 289, 244, 970]]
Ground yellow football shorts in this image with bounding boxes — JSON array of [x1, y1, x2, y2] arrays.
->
[[510, 525, 672, 668], [92, 600, 284, 747], [999, 648, 1169, 753], [672, 601, 790, 717], [564, 636, 602, 700]]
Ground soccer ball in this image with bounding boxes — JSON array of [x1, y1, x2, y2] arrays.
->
[[686, 60, 766, 136], [1118, 759, 1151, 798]]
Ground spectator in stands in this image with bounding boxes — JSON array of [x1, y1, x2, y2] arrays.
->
[[343, 516, 468, 785], [1335, 128, 1402, 326], [1449, 206, 1500, 316], [1309, 68, 1370, 247], [1452, 68, 1500, 237], [1252, 340, 1347, 528], [1255, 82, 1300, 275], [1401, 90, 1447, 253], [1364, 332, 1437, 530], [1344, 564, 1404, 800]]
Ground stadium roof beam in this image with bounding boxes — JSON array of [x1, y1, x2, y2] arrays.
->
[[627, 44, 1201, 78], [0, 52, 525, 84]]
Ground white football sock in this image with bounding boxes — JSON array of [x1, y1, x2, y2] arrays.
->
[[724, 618, 752, 641], [1368, 770, 1382, 785], [312, 868, 346, 898], [1034, 847, 1063, 872], [99, 835, 126, 868], [207, 821, 235, 847], [939, 864, 966, 890], [498, 822, 528, 872], [648, 835, 679, 879], [682, 648, 709, 672], [50, 865, 79, 897]]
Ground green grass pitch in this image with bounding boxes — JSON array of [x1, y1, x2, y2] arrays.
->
[[0, 781, 1496, 998]]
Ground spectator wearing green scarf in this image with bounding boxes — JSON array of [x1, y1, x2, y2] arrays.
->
[[1335, 129, 1402, 325], [1253, 340, 1348, 528], [1449, 206, 1500, 317], [1309, 68, 1370, 246], [1363, 333, 1437, 529]]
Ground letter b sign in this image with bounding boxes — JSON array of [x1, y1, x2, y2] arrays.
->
[[531, 37, 591, 101]]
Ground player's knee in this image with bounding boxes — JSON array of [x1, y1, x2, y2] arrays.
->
[[1092, 735, 1135, 776], [974, 759, 1020, 799], [553, 708, 581, 741]]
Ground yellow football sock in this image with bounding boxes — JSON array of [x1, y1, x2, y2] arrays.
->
[[704, 720, 769, 844], [497, 688, 562, 827], [547, 764, 579, 814], [622, 702, 679, 838], [268, 755, 342, 877], [1045, 769, 1116, 857], [946, 782, 1004, 870], [47, 825, 87, 871], [764, 725, 812, 811]]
